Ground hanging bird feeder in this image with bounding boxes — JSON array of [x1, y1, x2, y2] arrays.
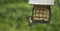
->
[[29, 0, 55, 25]]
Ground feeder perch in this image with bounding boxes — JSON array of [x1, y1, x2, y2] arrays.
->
[[29, 0, 55, 25]]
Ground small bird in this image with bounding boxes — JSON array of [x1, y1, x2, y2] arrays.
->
[[29, 17, 32, 26]]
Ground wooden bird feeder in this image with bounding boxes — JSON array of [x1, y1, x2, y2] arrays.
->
[[29, 0, 55, 25]]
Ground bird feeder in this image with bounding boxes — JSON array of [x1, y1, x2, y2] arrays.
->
[[29, 0, 55, 25]]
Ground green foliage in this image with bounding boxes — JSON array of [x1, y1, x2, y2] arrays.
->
[[0, 0, 60, 31]]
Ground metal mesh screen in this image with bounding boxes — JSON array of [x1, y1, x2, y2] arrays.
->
[[33, 5, 49, 21]]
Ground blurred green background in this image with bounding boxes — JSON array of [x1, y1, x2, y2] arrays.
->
[[0, 0, 60, 31]]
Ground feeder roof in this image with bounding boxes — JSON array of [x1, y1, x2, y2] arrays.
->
[[29, 0, 55, 5]]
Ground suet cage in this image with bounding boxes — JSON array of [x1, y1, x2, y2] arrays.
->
[[29, 0, 54, 25]]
